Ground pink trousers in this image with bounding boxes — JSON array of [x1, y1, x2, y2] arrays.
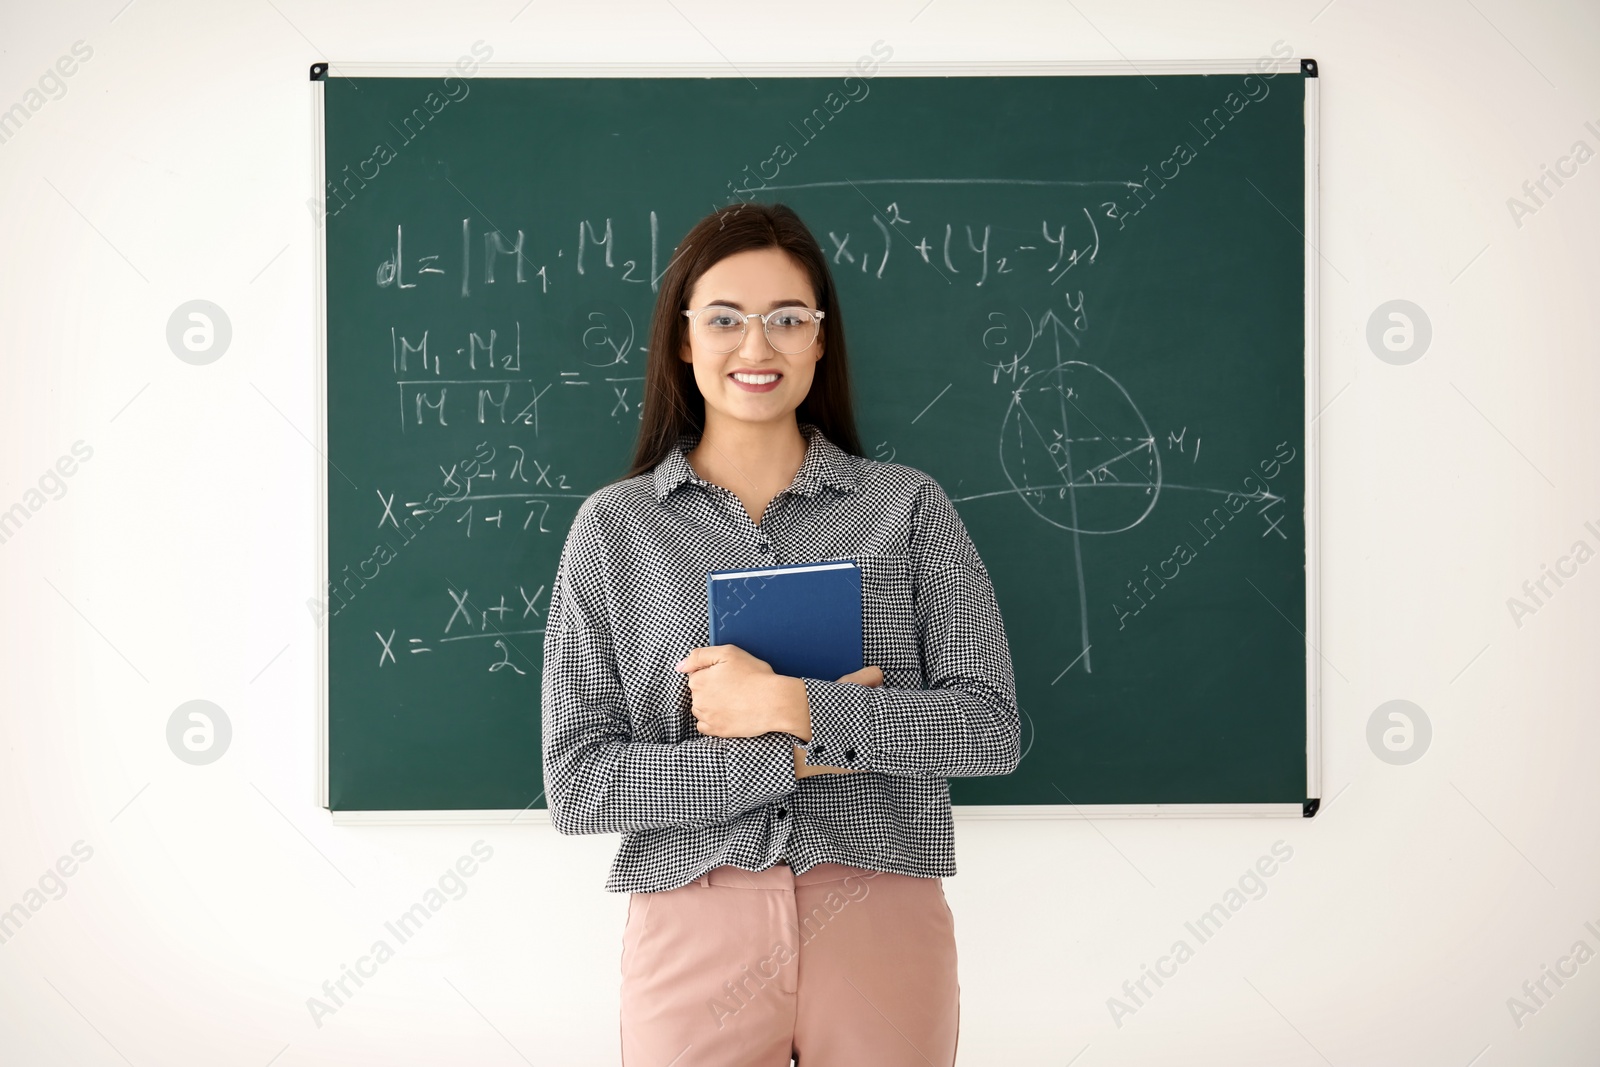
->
[[619, 861, 960, 1066]]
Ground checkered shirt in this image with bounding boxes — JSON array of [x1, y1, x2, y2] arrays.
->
[[540, 421, 1020, 893]]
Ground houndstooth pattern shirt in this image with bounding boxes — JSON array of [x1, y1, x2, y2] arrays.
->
[[540, 421, 1021, 893]]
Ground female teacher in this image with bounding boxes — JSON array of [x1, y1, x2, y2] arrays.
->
[[541, 201, 1020, 1067]]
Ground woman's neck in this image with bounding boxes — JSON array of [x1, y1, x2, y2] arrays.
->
[[687, 417, 808, 524]]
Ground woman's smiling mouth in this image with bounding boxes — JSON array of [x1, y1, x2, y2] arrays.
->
[[729, 370, 782, 392]]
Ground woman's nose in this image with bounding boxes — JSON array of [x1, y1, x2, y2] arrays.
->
[[738, 321, 776, 357]]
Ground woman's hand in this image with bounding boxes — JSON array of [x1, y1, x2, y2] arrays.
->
[[675, 649, 883, 779], [794, 665, 882, 778], [676, 644, 795, 739]]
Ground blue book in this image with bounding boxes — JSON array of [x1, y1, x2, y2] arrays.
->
[[707, 559, 863, 683]]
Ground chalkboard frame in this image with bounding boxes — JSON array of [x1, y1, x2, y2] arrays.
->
[[312, 58, 1321, 825]]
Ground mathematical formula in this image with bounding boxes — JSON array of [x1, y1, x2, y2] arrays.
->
[[372, 202, 1110, 298]]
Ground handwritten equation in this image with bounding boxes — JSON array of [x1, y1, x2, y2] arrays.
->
[[373, 581, 547, 675], [372, 201, 1113, 299], [387, 309, 650, 431], [374, 441, 585, 538]]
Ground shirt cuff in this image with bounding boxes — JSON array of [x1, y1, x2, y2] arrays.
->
[[798, 678, 878, 770], [723, 733, 799, 819]]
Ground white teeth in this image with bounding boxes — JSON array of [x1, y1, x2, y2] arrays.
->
[[731, 372, 780, 384]]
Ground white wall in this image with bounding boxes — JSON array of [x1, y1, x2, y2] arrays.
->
[[2, 0, 1598, 1063]]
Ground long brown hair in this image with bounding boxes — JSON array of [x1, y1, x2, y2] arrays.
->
[[616, 202, 863, 483]]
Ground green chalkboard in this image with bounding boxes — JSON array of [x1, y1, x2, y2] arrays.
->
[[317, 63, 1318, 815]]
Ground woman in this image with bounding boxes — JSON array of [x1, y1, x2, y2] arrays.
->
[[541, 201, 1020, 1067]]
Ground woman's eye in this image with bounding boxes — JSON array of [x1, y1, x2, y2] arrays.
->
[[707, 313, 739, 327]]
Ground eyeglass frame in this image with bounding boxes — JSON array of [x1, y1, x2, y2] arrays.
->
[[681, 304, 827, 353]]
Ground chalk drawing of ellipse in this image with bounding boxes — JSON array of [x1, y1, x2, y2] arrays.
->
[[1000, 360, 1162, 535]]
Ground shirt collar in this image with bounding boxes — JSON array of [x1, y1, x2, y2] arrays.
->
[[652, 421, 860, 502]]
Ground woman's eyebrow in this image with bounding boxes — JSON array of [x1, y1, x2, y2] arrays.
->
[[703, 298, 811, 310]]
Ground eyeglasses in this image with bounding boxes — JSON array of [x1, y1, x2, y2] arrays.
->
[[682, 304, 826, 355]]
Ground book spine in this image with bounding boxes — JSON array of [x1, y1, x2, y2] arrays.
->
[[706, 574, 718, 644]]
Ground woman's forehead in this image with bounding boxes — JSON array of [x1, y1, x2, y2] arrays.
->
[[690, 247, 815, 303]]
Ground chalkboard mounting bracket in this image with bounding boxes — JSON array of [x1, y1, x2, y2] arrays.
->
[[1301, 58, 1318, 78], [1303, 797, 1320, 817], [310, 62, 328, 81]]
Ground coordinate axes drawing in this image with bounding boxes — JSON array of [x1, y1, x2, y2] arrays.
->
[[953, 307, 1286, 678]]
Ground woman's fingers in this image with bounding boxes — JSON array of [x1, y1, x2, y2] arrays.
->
[[834, 665, 884, 686], [792, 744, 861, 777]]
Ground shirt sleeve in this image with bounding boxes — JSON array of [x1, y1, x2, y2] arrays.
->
[[540, 502, 798, 836], [796, 477, 1021, 779]]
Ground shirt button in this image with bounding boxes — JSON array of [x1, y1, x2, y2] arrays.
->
[[844, 748, 857, 761], [813, 742, 826, 753], [776, 807, 787, 818]]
